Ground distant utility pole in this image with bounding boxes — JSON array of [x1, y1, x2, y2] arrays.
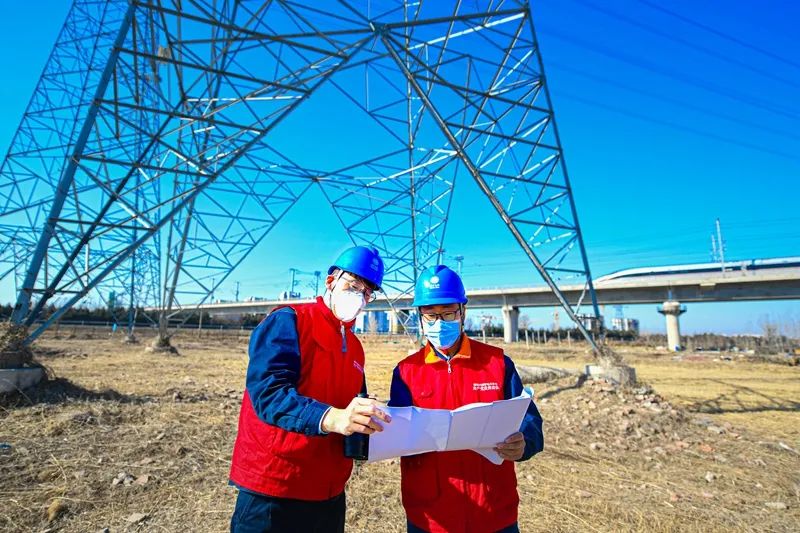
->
[[441, 250, 464, 275], [453, 255, 464, 275], [715, 218, 726, 272], [235, 281, 240, 302], [287, 268, 321, 297], [710, 234, 718, 262]]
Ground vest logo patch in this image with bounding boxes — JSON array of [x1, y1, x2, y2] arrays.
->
[[353, 360, 364, 374], [472, 382, 500, 391]]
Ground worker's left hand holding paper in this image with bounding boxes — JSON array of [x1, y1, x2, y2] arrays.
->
[[367, 390, 532, 464]]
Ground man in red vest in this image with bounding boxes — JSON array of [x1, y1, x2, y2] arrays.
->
[[389, 265, 544, 533], [229, 245, 392, 532]]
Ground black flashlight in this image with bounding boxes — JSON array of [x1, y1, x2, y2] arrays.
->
[[343, 392, 370, 461]]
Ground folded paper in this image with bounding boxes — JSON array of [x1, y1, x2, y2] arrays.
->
[[368, 389, 532, 465]]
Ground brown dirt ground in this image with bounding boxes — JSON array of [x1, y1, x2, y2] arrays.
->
[[1, 329, 799, 532]]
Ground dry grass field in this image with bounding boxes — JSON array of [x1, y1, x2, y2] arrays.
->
[[1, 328, 799, 532]]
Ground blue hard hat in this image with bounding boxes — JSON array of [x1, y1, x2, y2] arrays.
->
[[328, 245, 384, 290], [412, 265, 467, 307]]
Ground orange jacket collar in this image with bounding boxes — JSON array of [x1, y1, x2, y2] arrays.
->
[[424, 333, 471, 364]]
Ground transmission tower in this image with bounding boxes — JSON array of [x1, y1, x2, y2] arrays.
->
[[1, 0, 603, 354]]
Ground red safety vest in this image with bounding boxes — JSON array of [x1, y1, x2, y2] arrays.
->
[[229, 297, 365, 500], [397, 336, 518, 533]]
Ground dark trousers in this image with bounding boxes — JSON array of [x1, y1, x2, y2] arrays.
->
[[231, 489, 346, 533]]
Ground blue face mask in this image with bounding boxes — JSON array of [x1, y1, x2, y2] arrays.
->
[[422, 318, 462, 350]]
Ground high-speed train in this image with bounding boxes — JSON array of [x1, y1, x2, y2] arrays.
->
[[595, 256, 800, 283]]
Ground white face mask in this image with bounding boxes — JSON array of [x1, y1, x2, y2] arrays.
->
[[330, 287, 365, 322]]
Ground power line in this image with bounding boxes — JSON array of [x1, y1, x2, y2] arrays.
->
[[459, 227, 800, 272], [459, 230, 800, 266], [456, 215, 800, 264], [555, 89, 800, 162], [460, 246, 800, 278], [637, 0, 800, 72], [539, 27, 800, 122], [569, 0, 800, 90], [547, 60, 800, 142], [462, 235, 800, 268], [590, 215, 800, 243]]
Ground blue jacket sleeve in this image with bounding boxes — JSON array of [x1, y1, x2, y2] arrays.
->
[[388, 366, 413, 407], [504, 355, 544, 461], [245, 307, 330, 436]]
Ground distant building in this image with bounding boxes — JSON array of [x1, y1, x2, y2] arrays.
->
[[279, 290, 301, 300], [355, 310, 389, 333], [611, 317, 640, 334], [576, 314, 604, 333]]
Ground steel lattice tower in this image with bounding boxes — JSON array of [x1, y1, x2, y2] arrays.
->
[[1, 0, 603, 352]]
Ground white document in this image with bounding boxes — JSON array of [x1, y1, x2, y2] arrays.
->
[[368, 389, 532, 465]]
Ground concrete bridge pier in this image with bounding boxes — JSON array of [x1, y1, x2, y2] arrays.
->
[[658, 300, 686, 351], [502, 305, 520, 343], [388, 310, 402, 335]]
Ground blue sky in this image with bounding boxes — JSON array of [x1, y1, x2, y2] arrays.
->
[[1, 1, 798, 335]]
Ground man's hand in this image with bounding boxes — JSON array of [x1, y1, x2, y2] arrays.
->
[[321, 396, 391, 436], [495, 432, 525, 461]]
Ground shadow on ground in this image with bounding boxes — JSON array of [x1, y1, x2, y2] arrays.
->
[[538, 374, 587, 400], [689, 378, 800, 414], [0, 376, 152, 408]]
